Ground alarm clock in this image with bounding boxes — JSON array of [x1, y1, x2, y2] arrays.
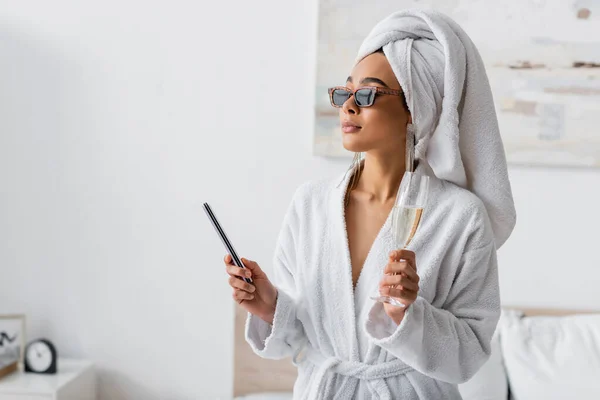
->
[[24, 338, 57, 374]]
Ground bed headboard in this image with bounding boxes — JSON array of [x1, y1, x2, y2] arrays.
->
[[233, 305, 598, 396], [504, 306, 599, 317], [233, 305, 297, 397]]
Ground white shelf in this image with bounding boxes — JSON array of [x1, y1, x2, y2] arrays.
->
[[0, 359, 95, 400]]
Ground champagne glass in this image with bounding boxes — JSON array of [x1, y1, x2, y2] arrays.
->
[[370, 171, 429, 307]]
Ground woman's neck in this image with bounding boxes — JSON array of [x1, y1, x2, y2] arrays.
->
[[355, 153, 406, 203]]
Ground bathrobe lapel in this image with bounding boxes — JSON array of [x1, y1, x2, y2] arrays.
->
[[327, 171, 395, 362]]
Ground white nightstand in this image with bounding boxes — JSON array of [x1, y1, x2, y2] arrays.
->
[[0, 359, 95, 400]]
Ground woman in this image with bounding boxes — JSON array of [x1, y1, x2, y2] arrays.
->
[[224, 9, 516, 400]]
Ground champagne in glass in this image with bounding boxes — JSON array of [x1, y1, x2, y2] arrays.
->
[[371, 171, 429, 307], [392, 206, 423, 249]]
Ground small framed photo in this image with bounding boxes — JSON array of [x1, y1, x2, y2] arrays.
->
[[0, 314, 26, 369]]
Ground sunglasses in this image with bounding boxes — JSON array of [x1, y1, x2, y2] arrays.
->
[[327, 86, 404, 108]]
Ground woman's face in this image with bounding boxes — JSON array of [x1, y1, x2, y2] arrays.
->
[[339, 52, 411, 156]]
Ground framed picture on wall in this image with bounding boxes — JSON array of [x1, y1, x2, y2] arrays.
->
[[0, 314, 26, 374], [313, 0, 600, 168]]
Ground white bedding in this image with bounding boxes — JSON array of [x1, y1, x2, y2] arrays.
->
[[500, 311, 600, 400]]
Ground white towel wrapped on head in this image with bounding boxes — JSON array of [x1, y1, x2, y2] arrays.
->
[[356, 8, 516, 248]]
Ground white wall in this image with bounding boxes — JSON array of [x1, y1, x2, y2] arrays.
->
[[499, 166, 600, 310], [0, 1, 599, 399]]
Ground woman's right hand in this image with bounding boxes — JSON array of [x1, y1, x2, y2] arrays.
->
[[225, 255, 278, 325]]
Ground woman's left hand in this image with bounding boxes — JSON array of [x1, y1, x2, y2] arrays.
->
[[380, 249, 420, 324]]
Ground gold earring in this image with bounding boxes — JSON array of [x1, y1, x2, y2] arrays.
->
[[336, 151, 362, 189], [352, 152, 362, 172], [406, 123, 415, 172]]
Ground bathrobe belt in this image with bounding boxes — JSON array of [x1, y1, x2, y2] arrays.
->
[[295, 344, 415, 399]]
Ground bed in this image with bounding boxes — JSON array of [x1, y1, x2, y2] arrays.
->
[[233, 305, 600, 399]]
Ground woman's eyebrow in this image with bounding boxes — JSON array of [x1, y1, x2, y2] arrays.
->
[[346, 76, 392, 88], [360, 77, 390, 87]]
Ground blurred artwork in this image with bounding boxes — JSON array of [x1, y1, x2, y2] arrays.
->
[[313, 0, 600, 168], [0, 315, 25, 375]]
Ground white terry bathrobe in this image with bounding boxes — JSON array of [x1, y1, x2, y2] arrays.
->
[[245, 8, 517, 400]]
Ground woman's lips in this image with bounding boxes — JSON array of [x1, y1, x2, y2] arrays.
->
[[342, 121, 361, 133]]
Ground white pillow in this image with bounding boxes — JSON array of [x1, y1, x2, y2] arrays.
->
[[500, 311, 600, 400], [458, 311, 510, 400]]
